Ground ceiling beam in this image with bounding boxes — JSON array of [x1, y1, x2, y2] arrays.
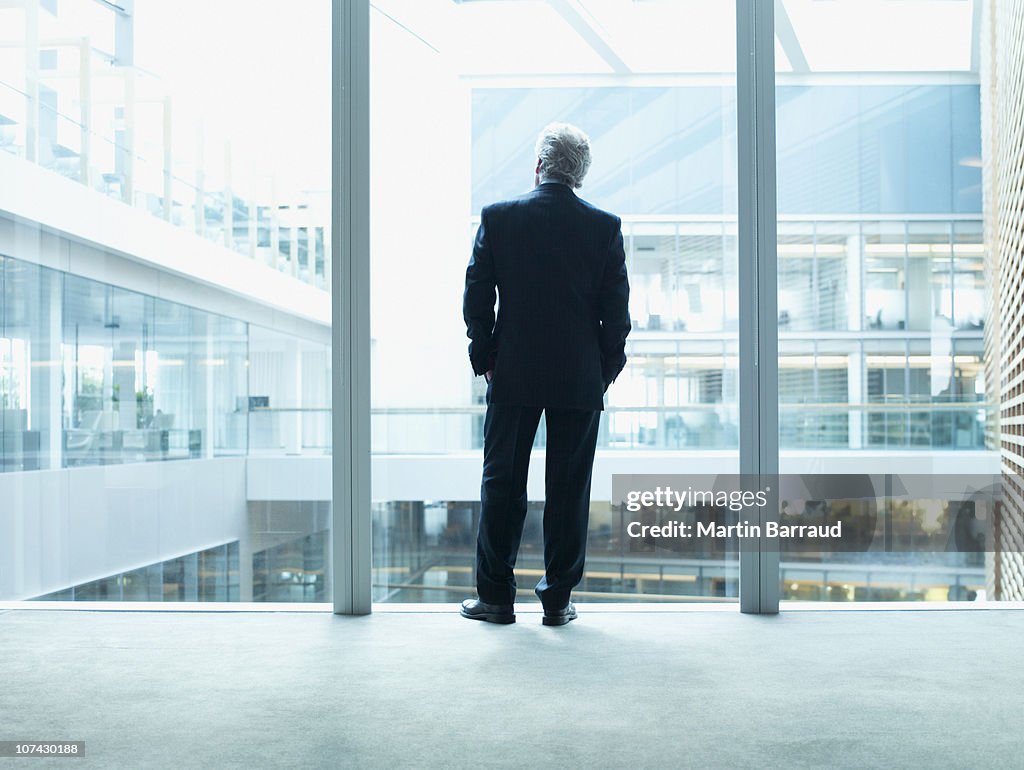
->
[[774, 0, 809, 73], [547, 0, 630, 74]]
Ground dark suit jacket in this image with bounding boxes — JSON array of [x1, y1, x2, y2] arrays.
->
[[463, 181, 631, 411]]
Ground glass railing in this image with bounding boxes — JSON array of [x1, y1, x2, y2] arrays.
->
[[371, 553, 985, 603], [372, 554, 984, 603], [247, 407, 331, 456], [0, 402, 991, 473], [0, 67, 330, 289], [18, 397, 983, 468], [62, 426, 204, 467], [368, 402, 993, 454], [780, 557, 985, 602]]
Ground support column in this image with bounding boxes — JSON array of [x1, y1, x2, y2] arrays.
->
[[306, 210, 316, 284], [847, 232, 863, 331], [122, 67, 136, 206], [29, 268, 63, 471], [270, 179, 280, 270], [162, 96, 173, 221], [288, 210, 298, 278], [114, 0, 135, 67], [283, 345, 302, 455], [736, 0, 780, 615], [204, 327, 215, 460], [848, 348, 864, 449], [24, 0, 39, 164], [223, 141, 233, 250], [332, 0, 372, 614], [248, 192, 258, 261], [79, 37, 92, 186], [848, 233, 864, 449], [323, 223, 332, 289], [194, 123, 205, 236]]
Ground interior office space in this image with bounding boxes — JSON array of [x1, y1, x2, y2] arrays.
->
[[2, 0, 1023, 767]]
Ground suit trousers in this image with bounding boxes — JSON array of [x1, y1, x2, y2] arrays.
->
[[475, 396, 601, 610]]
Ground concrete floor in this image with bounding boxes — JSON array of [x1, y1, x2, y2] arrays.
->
[[1, 607, 1022, 769]]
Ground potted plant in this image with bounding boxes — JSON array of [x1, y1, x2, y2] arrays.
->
[[136, 387, 154, 428]]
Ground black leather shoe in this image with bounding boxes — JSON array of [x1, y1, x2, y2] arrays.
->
[[460, 598, 515, 624], [542, 601, 577, 626]]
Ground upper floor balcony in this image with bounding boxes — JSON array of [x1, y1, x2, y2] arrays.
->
[[0, 0, 330, 291]]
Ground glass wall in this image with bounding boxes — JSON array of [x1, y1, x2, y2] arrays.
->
[[370, 1, 741, 604], [0, 257, 250, 471], [248, 326, 331, 457], [372, 81, 986, 455], [0, 249, 331, 602], [369, 0, 989, 607], [1, 253, 338, 473], [2, 0, 996, 609], [1, 258, 60, 472], [774, 0, 992, 602], [1, 0, 331, 605], [58, 271, 248, 467]]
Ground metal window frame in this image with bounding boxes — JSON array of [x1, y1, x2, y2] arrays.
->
[[332, 0, 372, 615], [736, 0, 781, 614], [332, 0, 783, 614]]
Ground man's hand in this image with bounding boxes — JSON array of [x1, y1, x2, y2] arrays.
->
[[485, 370, 494, 383]]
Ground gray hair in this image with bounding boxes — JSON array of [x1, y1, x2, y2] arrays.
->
[[535, 122, 592, 189]]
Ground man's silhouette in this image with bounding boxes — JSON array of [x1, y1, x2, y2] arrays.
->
[[461, 123, 631, 626]]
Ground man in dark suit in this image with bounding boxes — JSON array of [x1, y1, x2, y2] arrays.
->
[[461, 123, 631, 626]]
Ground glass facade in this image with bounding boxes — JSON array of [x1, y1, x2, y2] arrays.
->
[[0, 232, 333, 604], [773, 4, 989, 602], [469, 82, 986, 457], [1, 0, 999, 607], [371, 8, 988, 604], [370, 85, 986, 456], [59, 270, 247, 467], [0, 252, 333, 472], [370, 1, 743, 604], [473, 84, 981, 216], [1, 0, 333, 604]]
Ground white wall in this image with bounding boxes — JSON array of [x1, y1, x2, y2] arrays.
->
[[0, 458, 247, 600]]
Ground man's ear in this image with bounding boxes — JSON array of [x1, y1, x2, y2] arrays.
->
[[535, 158, 542, 174]]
